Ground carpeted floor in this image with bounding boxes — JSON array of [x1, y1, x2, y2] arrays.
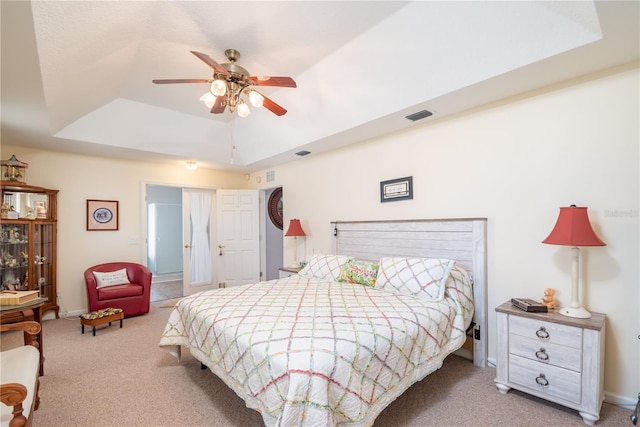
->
[[1, 302, 632, 426]]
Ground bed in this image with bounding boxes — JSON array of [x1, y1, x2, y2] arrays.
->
[[160, 218, 487, 426]]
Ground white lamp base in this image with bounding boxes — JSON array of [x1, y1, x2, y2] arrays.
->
[[559, 306, 592, 319]]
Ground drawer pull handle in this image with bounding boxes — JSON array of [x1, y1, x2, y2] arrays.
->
[[536, 326, 549, 340], [535, 348, 549, 361], [535, 374, 549, 387]]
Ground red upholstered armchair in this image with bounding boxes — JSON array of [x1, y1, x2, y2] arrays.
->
[[84, 262, 152, 318]]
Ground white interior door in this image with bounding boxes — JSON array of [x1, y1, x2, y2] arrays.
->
[[217, 190, 260, 287], [182, 189, 217, 295]]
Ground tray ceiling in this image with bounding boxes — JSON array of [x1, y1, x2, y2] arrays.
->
[[1, 1, 638, 171]]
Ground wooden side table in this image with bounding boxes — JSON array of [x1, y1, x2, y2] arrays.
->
[[494, 301, 606, 425], [0, 297, 46, 376]]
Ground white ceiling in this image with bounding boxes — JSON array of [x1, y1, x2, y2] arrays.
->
[[1, 1, 638, 172]]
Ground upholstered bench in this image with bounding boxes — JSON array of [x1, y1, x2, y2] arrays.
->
[[0, 321, 41, 427], [80, 307, 124, 336]]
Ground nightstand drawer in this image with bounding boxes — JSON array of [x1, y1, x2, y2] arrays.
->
[[509, 315, 582, 349], [279, 267, 301, 279], [509, 354, 581, 404], [510, 334, 582, 371]]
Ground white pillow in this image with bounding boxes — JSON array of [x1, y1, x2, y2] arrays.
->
[[298, 254, 352, 281], [93, 268, 130, 288], [376, 257, 455, 301]]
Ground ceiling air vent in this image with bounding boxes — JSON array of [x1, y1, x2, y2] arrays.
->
[[295, 150, 311, 156], [405, 110, 433, 122], [266, 170, 275, 182]]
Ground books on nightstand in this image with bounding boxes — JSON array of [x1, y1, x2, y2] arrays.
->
[[511, 297, 548, 313]]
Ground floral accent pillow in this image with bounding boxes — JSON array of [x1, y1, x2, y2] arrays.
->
[[298, 254, 352, 281], [338, 259, 379, 287], [93, 268, 130, 288], [376, 257, 455, 301]]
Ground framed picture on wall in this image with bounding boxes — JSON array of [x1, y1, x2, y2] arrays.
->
[[380, 176, 413, 202], [87, 199, 119, 231]]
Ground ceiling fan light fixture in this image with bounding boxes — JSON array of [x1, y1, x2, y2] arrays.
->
[[249, 90, 264, 108], [210, 79, 227, 97], [237, 101, 251, 118], [153, 49, 296, 117], [200, 92, 216, 108]]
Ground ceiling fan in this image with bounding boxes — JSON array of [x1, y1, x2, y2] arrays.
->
[[152, 49, 296, 117]]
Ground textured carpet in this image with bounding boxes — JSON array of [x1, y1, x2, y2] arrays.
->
[[1, 302, 632, 426]]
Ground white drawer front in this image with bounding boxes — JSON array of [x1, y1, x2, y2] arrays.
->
[[509, 354, 581, 404], [279, 271, 295, 279], [510, 334, 582, 371], [510, 315, 582, 349]]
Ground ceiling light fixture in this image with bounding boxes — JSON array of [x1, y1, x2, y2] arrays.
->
[[201, 67, 265, 117], [236, 100, 251, 118], [210, 79, 227, 97], [185, 161, 198, 171], [154, 49, 296, 117]]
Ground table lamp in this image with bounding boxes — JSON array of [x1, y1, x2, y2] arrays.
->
[[542, 205, 606, 318], [285, 219, 306, 267]]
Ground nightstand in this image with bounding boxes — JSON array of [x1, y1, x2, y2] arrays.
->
[[278, 266, 301, 279], [494, 301, 606, 426]]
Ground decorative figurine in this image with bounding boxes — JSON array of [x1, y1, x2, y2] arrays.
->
[[22, 206, 36, 220], [1, 202, 9, 219], [541, 288, 556, 309], [0, 154, 28, 183]]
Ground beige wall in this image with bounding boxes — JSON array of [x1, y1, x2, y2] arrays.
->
[[0, 147, 248, 317], [254, 65, 639, 403], [1, 64, 637, 403]]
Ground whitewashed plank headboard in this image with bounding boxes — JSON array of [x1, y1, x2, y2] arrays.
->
[[331, 218, 487, 368]]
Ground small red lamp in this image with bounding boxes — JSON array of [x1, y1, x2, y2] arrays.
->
[[542, 205, 606, 318], [285, 219, 306, 267]]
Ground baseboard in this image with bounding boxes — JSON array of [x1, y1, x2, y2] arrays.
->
[[152, 273, 183, 283], [43, 309, 85, 321], [605, 391, 638, 410]]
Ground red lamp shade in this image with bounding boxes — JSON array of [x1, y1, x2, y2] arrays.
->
[[285, 219, 306, 237], [542, 205, 605, 247]]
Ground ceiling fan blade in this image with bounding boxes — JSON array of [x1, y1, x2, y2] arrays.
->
[[249, 76, 297, 88], [210, 96, 227, 114], [152, 79, 210, 84], [260, 94, 288, 116], [190, 51, 230, 75]]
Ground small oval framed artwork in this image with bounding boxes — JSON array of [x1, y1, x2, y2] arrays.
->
[[267, 187, 283, 230]]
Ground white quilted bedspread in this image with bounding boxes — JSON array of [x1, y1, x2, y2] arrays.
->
[[159, 270, 473, 426]]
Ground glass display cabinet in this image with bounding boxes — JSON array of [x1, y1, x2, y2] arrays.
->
[[1, 181, 59, 317]]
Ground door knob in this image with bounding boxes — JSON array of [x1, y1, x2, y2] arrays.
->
[[184, 244, 191, 248], [218, 244, 224, 256]]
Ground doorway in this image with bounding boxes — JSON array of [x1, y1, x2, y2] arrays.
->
[[144, 184, 284, 301], [146, 185, 183, 302], [263, 187, 284, 280]]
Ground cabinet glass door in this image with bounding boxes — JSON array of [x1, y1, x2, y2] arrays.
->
[[0, 223, 29, 291], [34, 223, 54, 303]]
